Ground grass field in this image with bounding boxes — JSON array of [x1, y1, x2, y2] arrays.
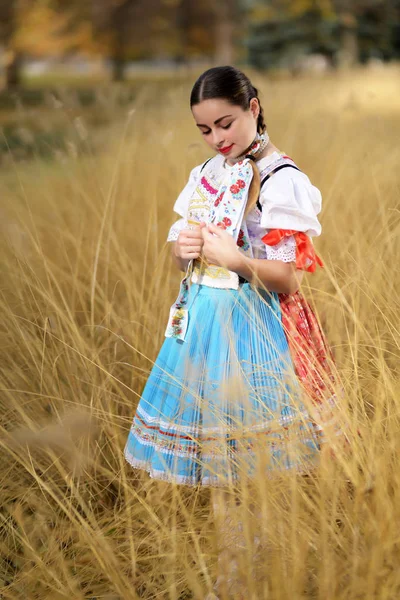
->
[[0, 66, 399, 599]]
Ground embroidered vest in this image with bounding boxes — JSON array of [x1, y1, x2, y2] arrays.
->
[[190, 153, 300, 289]]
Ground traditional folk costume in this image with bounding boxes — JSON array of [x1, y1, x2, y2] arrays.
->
[[124, 138, 344, 487]]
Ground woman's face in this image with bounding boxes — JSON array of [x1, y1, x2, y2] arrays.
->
[[191, 97, 259, 163]]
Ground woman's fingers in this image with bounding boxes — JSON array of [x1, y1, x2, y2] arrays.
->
[[183, 244, 202, 252], [184, 228, 204, 241], [207, 223, 224, 235], [181, 251, 201, 259], [179, 236, 203, 249], [176, 241, 203, 259], [176, 228, 206, 259]]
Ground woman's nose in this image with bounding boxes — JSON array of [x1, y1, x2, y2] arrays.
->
[[211, 130, 225, 147]]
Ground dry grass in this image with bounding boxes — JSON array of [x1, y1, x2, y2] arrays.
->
[[0, 65, 399, 599]]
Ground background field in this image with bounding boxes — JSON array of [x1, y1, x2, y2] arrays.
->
[[0, 66, 400, 599]]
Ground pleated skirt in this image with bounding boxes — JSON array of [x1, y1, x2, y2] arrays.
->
[[124, 282, 340, 487]]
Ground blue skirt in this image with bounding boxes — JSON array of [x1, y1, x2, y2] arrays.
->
[[124, 282, 323, 487]]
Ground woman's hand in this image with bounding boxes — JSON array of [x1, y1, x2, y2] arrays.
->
[[201, 223, 239, 270], [202, 223, 304, 294], [175, 223, 207, 260]]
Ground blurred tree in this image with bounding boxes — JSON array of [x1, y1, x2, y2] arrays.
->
[[246, 0, 400, 68], [0, 0, 97, 88], [15, 2, 96, 58], [92, 0, 137, 81], [325, 0, 400, 64], [246, 1, 336, 68], [213, 0, 238, 64], [48, 0, 249, 76], [172, 0, 242, 65], [55, 0, 200, 79], [0, 0, 22, 87]]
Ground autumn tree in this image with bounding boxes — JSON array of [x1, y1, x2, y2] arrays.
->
[[90, 0, 156, 81], [55, 0, 183, 81], [0, 0, 23, 87], [88, 0, 245, 75], [0, 0, 98, 88]]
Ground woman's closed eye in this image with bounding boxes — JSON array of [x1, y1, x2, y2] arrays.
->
[[200, 122, 233, 136]]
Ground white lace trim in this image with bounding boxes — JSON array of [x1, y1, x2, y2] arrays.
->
[[264, 234, 297, 263], [167, 218, 188, 242], [124, 447, 321, 487], [136, 400, 301, 435]]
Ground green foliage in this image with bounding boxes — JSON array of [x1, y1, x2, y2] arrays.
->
[[247, 8, 338, 68], [246, 0, 400, 68]]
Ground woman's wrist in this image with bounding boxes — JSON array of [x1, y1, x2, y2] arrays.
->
[[171, 243, 190, 271], [230, 251, 302, 294], [229, 251, 253, 279]]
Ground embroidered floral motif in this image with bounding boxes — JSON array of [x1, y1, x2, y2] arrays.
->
[[214, 192, 224, 207], [237, 229, 250, 251]]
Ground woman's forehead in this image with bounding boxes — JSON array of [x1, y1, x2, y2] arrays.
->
[[192, 99, 242, 124]]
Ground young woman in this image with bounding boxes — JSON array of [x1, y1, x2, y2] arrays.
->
[[124, 66, 345, 597]]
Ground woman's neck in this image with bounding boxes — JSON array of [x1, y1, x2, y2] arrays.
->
[[256, 140, 280, 161], [226, 140, 279, 166]]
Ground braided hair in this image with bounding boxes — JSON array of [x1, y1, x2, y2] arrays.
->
[[190, 66, 267, 215], [252, 85, 267, 135]]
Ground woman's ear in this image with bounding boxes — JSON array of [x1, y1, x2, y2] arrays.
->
[[249, 97, 259, 119]]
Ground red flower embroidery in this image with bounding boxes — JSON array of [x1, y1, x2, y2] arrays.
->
[[230, 184, 240, 194], [222, 217, 232, 227], [237, 179, 246, 189], [237, 238, 244, 247], [216, 222, 227, 230], [214, 192, 224, 207]]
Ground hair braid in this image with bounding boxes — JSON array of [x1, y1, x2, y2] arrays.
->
[[244, 161, 261, 218], [251, 86, 266, 134]]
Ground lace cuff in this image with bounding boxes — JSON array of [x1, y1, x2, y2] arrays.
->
[[262, 229, 324, 273], [264, 234, 297, 263], [167, 218, 188, 242]]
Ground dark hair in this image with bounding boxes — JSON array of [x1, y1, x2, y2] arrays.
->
[[190, 66, 266, 134]]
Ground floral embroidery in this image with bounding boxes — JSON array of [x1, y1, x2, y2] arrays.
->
[[214, 192, 224, 207], [230, 184, 240, 194], [237, 179, 246, 189], [169, 308, 185, 337], [237, 229, 250, 251], [222, 217, 232, 228]]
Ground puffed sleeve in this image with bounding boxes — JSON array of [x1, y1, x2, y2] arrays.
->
[[167, 163, 203, 242], [259, 169, 323, 272], [259, 169, 322, 236]]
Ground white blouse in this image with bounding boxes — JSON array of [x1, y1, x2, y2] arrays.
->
[[167, 151, 322, 264]]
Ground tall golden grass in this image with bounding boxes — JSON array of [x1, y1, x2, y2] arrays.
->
[[0, 66, 399, 599]]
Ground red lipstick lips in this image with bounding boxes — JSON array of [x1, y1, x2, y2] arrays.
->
[[219, 144, 234, 155]]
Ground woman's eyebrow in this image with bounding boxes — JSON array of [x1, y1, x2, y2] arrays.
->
[[196, 114, 233, 128]]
